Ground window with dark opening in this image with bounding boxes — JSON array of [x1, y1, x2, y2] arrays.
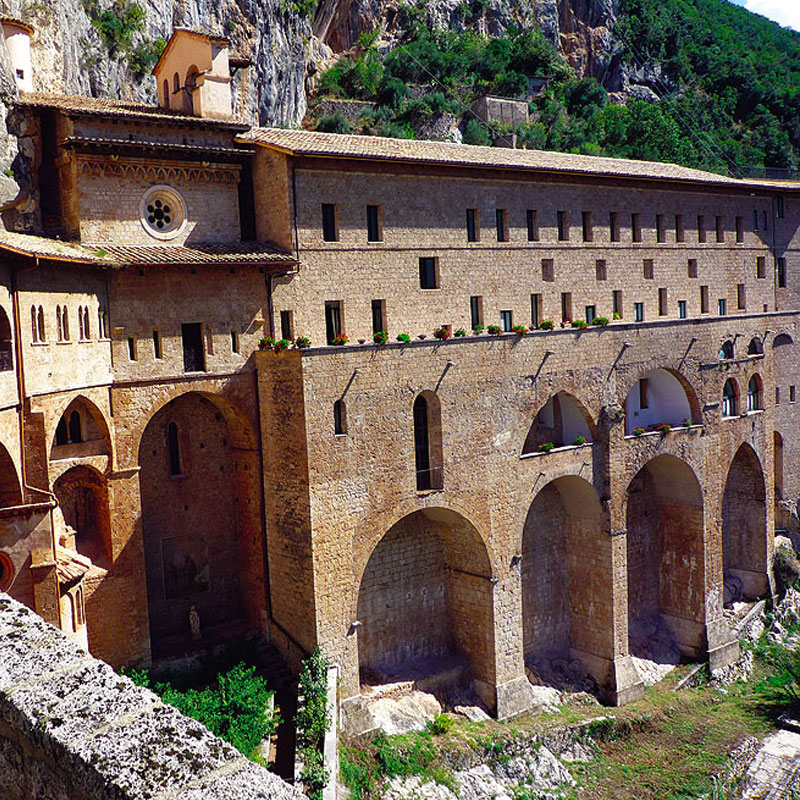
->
[[321, 203, 338, 242], [675, 214, 685, 242], [167, 421, 182, 476], [466, 208, 479, 242], [678, 300, 687, 319], [639, 378, 649, 409], [127, 336, 137, 361], [541, 259, 554, 282], [698, 215, 706, 243], [715, 215, 725, 243], [557, 210, 569, 241], [736, 216, 744, 243], [0, 308, 12, 371], [585, 305, 596, 324], [496, 209, 509, 242], [656, 214, 666, 243], [371, 299, 386, 334], [153, 330, 163, 359], [777, 257, 787, 288], [68, 411, 82, 444], [634, 302, 644, 322], [700, 285, 709, 313], [777, 196, 785, 219], [526, 209, 539, 241], [55, 417, 68, 446], [643, 259, 654, 279], [500, 310, 513, 331], [631, 213, 642, 242], [613, 290, 622, 318], [561, 292, 572, 322], [723, 379, 737, 417], [530, 294, 541, 328], [688, 258, 698, 278], [609, 211, 620, 242], [582, 211, 593, 242], [325, 301, 342, 345], [414, 395, 431, 490], [737, 283, 746, 310], [366, 204, 382, 242], [470, 296, 483, 329], [747, 376, 762, 411], [333, 399, 346, 435], [757, 256, 766, 278], [419, 257, 438, 289], [181, 323, 205, 372], [280, 310, 294, 341], [718, 298, 727, 316], [658, 287, 667, 316], [595, 259, 607, 281]]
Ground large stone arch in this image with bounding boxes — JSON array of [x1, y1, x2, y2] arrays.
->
[[722, 444, 768, 602], [355, 507, 495, 703], [522, 391, 596, 454], [50, 395, 112, 461], [137, 390, 264, 658], [626, 455, 706, 665], [522, 476, 611, 692], [0, 441, 22, 507], [53, 465, 111, 566], [624, 368, 701, 435]]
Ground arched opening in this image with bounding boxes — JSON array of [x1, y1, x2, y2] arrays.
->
[[139, 392, 264, 658], [0, 551, 14, 591], [0, 306, 12, 371], [50, 397, 111, 457], [162, 78, 169, 107], [522, 392, 594, 453], [61, 306, 69, 341], [356, 508, 494, 700], [333, 399, 347, 435], [173, 71, 180, 93], [413, 392, 443, 490], [56, 305, 62, 341], [30, 305, 37, 342], [773, 333, 793, 349], [184, 66, 199, 114], [747, 375, 762, 412], [53, 465, 111, 565], [775, 431, 784, 500], [722, 444, 768, 603], [722, 379, 739, 418], [719, 341, 734, 360], [522, 476, 609, 692], [748, 337, 763, 356], [624, 368, 697, 434], [0, 443, 22, 507], [37, 306, 45, 342], [626, 455, 706, 674]]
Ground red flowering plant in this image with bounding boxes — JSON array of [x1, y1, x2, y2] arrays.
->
[[434, 327, 451, 340], [331, 333, 348, 346]]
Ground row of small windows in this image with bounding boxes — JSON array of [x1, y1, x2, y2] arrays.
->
[[319, 202, 786, 244], [30, 305, 109, 344], [125, 323, 242, 370]]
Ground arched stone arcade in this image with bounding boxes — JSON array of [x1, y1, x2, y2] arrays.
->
[[355, 508, 495, 700], [626, 455, 707, 663], [722, 444, 768, 602], [624, 368, 699, 435], [522, 392, 595, 453], [137, 391, 265, 658]]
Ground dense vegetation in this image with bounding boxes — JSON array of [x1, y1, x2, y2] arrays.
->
[[312, 0, 800, 175], [295, 648, 332, 800], [127, 662, 279, 762]]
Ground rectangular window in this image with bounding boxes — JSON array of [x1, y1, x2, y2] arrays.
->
[[321, 203, 338, 242], [557, 210, 569, 241], [280, 310, 294, 341], [496, 208, 509, 242], [466, 208, 480, 242], [631, 213, 642, 243], [777, 196, 785, 219], [735, 215, 744, 243], [371, 299, 386, 334], [612, 290, 623, 318], [366, 204, 382, 242], [181, 323, 205, 372], [658, 287, 667, 316], [639, 378, 649, 409], [700, 285, 709, 314], [324, 300, 343, 345], [678, 300, 687, 319], [777, 256, 787, 288], [500, 310, 513, 332], [230, 330, 240, 354], [776, 387, 780, 405], [609, 211, 620, 242], [582, 211, 593, 242], [561, 292, 572, 322], [127, 336, 137, 362], [643, 259, 654, 279], [541, 258, 555, 282], [791, 385, 796, 403], [530, 294, 541, 328], [687, 258, 698, 278], [656, 214, 666, 243], [753, 209, 759, 231], [152, 329, 162, 360], [419, 257, 439, 289], [737, 283, 746, 310], [718, 298, 727, 316], [634, 302, 644, 322], [698, 215, 706, 243], [675, 214, 685, 242], [757, 256, 766, 278], [585, 305, 596, 324], [470, 295, 484, 329], [763, 210, 769, 230], [715, 215, 725, 243], [595, 259, 607, 281], [526, 209, 539, 241]]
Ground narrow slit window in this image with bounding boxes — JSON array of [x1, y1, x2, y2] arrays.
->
[[777, 256, 787, 288], [612, 290, 622, 318], [585, 305, 596, 324], [658, 287, 667, 316], [167, 421, 182, 476], [643, 259, 654, 279], [735, 216, 744, 243], [609, 211, 620, 242], [561, 292, 572, 322], [595, 259, 607, 281], [466, 208, 479, 242], [333, 399, 347, 435], [698, 215, 706, 243], [526, 209, 539, 241], [496, 208, 509, 242], [631, 213, 642, 243], [500, 310, 513, 332], [700, 285, 709, 313], [324, 301, 343, 345], [582, 211, 593, 242], [321, 203, 338, 242], [557, 210, 569, 241], [675, 214, 685, 242], [153, 329, 163, 359], [470, 296, 483, 329], [718, 298, 727, 316], [541, 258, 554, 282], [688, 258, 698, 278], [678, 299, 687, 319], [656, 214, 666, 243], [231, 330, 240, 353], [530, 294, 541, 328], [280, 310, 294, 341], [634, 302, 644, 322], [757, 256, 766, 278], [127, 336, 137, 361], [371, 299, 386, 335], [366, 204, 382, 242], [737, 283, 746, 310], [639, 378, 649, 409], [715, 215, 725, 243]]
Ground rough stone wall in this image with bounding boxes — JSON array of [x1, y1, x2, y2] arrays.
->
[[0, 592, 303, 800], [275, 162, 777, 347]]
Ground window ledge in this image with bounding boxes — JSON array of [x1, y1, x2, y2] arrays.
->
[[624, 424, 702, 440], [30, 341, 48, 347], [520, 442, 593, 459]]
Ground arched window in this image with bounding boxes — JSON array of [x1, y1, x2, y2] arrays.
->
[[167, 421, 182, 476], [333, 399, 346, 435], [173, 71, 180, 93], [31, 305, 38, 343], [184, 66, 199, 114], [68, 410, 82, 443], [83, 307, 90, 339], [747, 375, 762, 411], [413, 393, 443, 490], [37, 306, 45, 342], [78, 308, 84, 340], [56, 305, 63, 341], [0, 307, 12, 371], [62, 306, 69, 341], [722, 379, 738, 417], [55, 416, 69, 446], [719, 340, 734, 360], [748, 337, 763, 355], [162, 78, 169, 106]]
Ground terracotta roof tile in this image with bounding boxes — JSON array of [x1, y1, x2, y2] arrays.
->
[[239, 128, 797, 190], [0, 229, 295, 267], [56, 546, 93, 585]]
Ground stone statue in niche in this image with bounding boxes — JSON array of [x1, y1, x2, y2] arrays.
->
[[189, 605, 201, 640]]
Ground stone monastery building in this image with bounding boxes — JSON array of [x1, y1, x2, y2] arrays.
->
[[1, 22, 800, 726]]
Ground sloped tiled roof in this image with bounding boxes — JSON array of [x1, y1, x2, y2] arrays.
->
[[239, 127, 799, 190], [55, 546, 93, 586], [17, 93, 248, 130], [0, 229, 295, 267]]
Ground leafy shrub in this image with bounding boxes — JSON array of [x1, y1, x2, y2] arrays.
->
[[427, 714, 454, 735], [572, 435, 587, 446], [274, 338, 290, 351], [487, 324, 502, 335], [512, 324, 527, 335], [657, 422, 672, 433], [462, 118, 492, 146], [454, 328, 467, 337], [258, 336, 276, 351], [538, 320, 554, 330], [571, 319, 588, 329], [315, 114, 354, 134], [295, 336, 312, 349], [538, 442, 555, 453], [296, 648, 331, 800], [433, 327, 451, 339], [83, 0, 145, 55], [754, 637, 800, 712], [592, 316, 610, 326], [396, 332, 412, 343], [473, 323, 485, 333], [373, 330, 388, 345], [681, 418, 692, 427]]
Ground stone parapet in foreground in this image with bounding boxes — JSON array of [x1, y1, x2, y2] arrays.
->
[[0, 593, 303, 800]]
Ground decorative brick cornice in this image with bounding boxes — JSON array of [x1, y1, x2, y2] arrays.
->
[[78, 156, 240, 185]]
